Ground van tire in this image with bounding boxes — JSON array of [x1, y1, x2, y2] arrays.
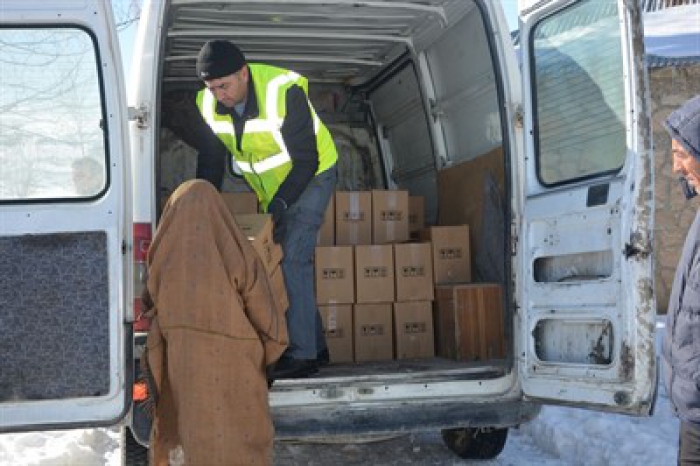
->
[[441, 427, 508, 459], [122, 426, 149, 466]]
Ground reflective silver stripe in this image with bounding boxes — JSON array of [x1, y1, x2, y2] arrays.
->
[[202, 70, 308, 177], [270, 127, 289, 163], [245, 119, 278, 133], [235, 153, 290, 174], [266, 71, 301, 124], [310, 105, 320, 133], [230, 159, 243, 176], [202, 90, 233, 134], [266, 71, 321, 136], [253, 152, 292, 172], [201, 90, 243, 175], [236, 161, 253, 173], [262, 72, 301, 167]]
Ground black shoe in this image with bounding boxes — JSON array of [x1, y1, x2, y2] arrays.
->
[[317, 348, 330, 367], [269, 357, 319, 379]]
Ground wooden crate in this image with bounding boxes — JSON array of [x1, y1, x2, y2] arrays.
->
[[434, 283, 505, 360]]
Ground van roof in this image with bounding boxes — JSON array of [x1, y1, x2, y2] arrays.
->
[[163, 0, 474, 86]]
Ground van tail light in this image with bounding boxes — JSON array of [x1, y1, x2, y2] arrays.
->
[[133, 222, 152, 332]]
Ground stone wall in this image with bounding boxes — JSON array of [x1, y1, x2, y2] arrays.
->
[[651, 64, 700, 313]]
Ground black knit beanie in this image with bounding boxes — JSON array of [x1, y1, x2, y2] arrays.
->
[[665, 95, 700, 161], [196, 40, 246, 81]]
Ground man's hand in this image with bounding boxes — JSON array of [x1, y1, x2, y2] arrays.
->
[[267, 197, 288, 244]]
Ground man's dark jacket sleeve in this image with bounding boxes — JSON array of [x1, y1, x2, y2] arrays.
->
[[272, 85, 319, 208]]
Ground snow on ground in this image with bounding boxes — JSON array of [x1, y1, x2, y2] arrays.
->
[[0, 428, 121, 466], [513, 387, 677, 466], [0, 321, 679, 465]]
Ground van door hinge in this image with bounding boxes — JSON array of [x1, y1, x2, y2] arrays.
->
[[128, 105, 149, 129], [429, 98, 444, 121]]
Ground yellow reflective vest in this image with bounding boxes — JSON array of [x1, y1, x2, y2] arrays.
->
[[196, 63, 337, 211]]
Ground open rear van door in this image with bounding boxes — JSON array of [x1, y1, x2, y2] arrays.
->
[[0, 0, 132, 430], [517, 0, 656, 414]]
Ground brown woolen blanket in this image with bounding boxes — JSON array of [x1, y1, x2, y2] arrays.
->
[[143, 180, 287, 465]]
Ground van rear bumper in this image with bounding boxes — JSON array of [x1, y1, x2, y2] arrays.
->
[[272, 398, 541, 438]]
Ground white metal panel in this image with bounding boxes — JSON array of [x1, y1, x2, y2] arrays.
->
[[517, 0, 656, 415], [0, 0, 132, 431], [161, 0, 472, 85]]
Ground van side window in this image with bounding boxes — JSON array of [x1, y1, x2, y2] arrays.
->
[[530, 0, 625, 187], [0, 27, 107, 200]]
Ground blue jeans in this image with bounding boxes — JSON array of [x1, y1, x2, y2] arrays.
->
[[679, 419, 700, 465], [279, 166, 336, 359]]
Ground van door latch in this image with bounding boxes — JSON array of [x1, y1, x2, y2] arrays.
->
[[514, 105, 524, 128], [624, 231, 652, 259], [128, 105, 149, 129]]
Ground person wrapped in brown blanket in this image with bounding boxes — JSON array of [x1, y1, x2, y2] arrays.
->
[[142, 179, 288, 465]]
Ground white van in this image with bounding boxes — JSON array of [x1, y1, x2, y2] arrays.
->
[[0, 0, 657, 461]]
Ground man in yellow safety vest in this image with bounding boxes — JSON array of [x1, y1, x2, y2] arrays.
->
[[195, 40, 338, 379]]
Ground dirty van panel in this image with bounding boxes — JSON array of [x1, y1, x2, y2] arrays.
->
[[0, 1, 131, 432], [518, 0, 656, 414], [365, 0, 508, 259], [366, 64, 438, 222], [424, 4, 505, 162]]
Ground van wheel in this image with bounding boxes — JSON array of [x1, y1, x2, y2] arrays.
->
[[441, 427, 508, 459], [121, 427, 149, 466]]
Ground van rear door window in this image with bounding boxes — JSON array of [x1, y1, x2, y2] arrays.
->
[[0, 27, 107, 201], [530, 0, 625, 187]]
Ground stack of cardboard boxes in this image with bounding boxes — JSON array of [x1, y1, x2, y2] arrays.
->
[[315, 189, 505, 365], [317, 190, 429, 363], [219, 188, 505, 366]]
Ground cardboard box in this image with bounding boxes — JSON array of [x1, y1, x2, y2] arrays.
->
[[335, 191, 372, 245], [393, 301, 435, 359], [317, 192, 335, 246], [434, 283, 505, 361], [419, 225, 471, 284], [394, 243, 434, 302], [354, 304, 393, 362], [315, 246, 355, 304], [372, 189, 409, 244], [319, 304, 354, 363], [235, 214, 283, 274], [355, 245, 394, 303], [220, 191, 259, 215], [437, 147, 505, 273], [409, 196, 425, 234], [269, 265, 289, 312]]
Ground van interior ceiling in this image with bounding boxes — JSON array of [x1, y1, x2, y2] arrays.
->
[[155, 0, 511, 380]]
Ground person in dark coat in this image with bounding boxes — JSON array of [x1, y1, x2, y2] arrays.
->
[[661, 94, 700, 465]]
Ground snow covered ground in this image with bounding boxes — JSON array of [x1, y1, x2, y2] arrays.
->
[[0, 321, 679, 465]]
